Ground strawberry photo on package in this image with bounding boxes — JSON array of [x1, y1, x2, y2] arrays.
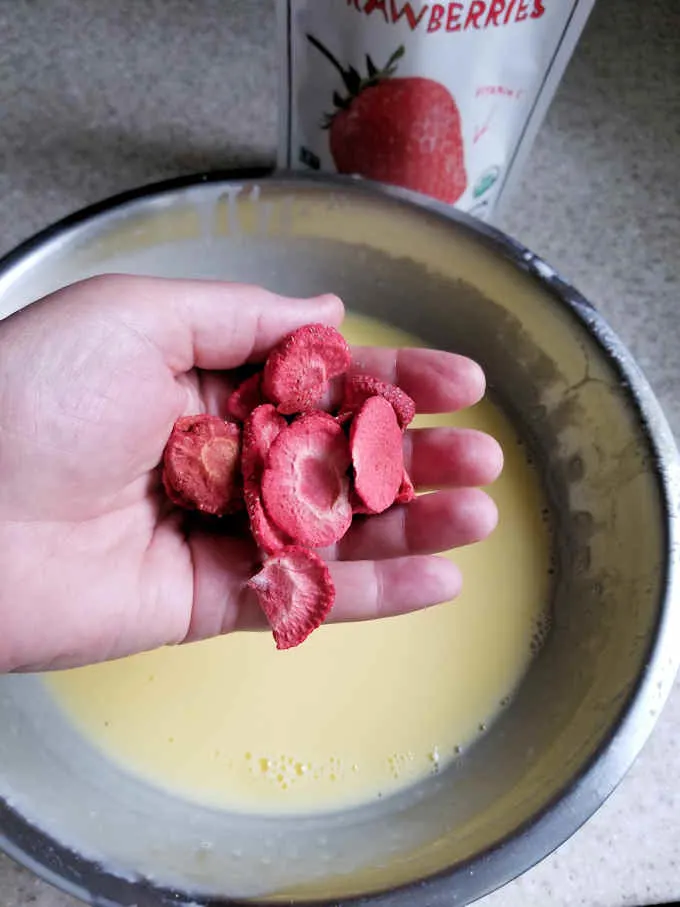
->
[[308, 36, 467, 205]]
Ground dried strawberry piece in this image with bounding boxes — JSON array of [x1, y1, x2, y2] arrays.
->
[[261, 411, 352, 547], [262, 323, 351, 415], [336, 409, 353, 427], [340, 373, 415, 430], [248, 546, 335, 650], [242, 405, 287, 481], [163, 415, 242, 515], [395, 468, 416, 504], [245, 483, 293, 554], [350, 490, 372, 516], [350, 396, 404, 514], [242, 405, 292, 554], [226, 372, 265, 423]]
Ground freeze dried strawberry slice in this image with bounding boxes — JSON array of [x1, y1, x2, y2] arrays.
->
[[395, 468, 416, 504], [248, 546, 335, 650], [226, 372, 265, 422], [242, 405, 291, 554], [261, 411, 352, 547], [242, 405, 287, 481], [163, 415, 242, 515], [340, 373, 415, 430], [350, 396, 404, 514], [263, 323, 351, 415], [245, 482, 293, 554], [350, 489, 372, 516]]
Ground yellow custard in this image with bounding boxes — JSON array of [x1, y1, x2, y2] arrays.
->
[[45, 313, 552, 814]]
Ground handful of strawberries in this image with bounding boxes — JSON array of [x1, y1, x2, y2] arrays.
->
[[162, 324, 417, 650]]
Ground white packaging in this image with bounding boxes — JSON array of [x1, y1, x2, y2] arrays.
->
[[278, 0, 596, 220]]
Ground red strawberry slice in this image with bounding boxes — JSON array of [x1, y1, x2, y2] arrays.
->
[[248, 546, 335, 650], [242, 405, 292, 553], [162, 415, 242, 516], [350, 489, 373, 516], [350, 396, 403, 514], [245, 483, 293, 555], [309, 36, 467, 205], [395, 468, 416, 504], [263, 323, 351, 415], [340, 373, 415, 429], [242, 404, 287, 481], [226, 372, 265, 423], [261, 411, 352, 547]]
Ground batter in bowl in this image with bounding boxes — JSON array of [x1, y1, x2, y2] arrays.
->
[[46, 312, 552, 815]]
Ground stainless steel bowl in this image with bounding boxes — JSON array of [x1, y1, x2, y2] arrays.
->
[[0, 172, 678, 907]]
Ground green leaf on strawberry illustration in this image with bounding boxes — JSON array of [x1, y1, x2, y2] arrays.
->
[[383, 49, 405, 78], [307, 34, 409, 128], [344, 65, 362, 95], [332, 90, 349, 111]]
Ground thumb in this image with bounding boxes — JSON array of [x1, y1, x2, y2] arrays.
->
[[43, 274, 345, 372]]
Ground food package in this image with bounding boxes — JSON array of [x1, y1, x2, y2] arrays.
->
[[278, 0, 596, 220]]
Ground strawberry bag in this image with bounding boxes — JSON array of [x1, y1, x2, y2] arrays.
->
[[278, 0, 596, 221]]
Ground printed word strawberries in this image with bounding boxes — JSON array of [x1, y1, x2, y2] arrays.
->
[[162, 323, 417, 650], [346, 1, 547, 31], [308, 36, 467, 205]]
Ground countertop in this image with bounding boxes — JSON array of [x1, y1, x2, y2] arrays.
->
[[0, 1, 679, 905]]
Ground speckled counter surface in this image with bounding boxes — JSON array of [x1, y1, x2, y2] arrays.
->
[[0, 1, 678, 905]]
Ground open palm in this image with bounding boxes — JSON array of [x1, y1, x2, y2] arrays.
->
[[0, 276, 501, 672]]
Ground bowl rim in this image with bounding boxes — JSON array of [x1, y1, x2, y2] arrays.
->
[[1, 169, 679, 907]]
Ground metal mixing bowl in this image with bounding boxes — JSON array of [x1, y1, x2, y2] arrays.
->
[[0, 172, 678, 907]]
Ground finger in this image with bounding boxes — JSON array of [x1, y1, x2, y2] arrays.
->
[[167, 280, 344, 371], [327, 555, 461, 622], [234, 556, 462, 629], [53, 274, 345, 373], [182, 538, 461, 639], [345, 347, 486, 412], [176, 369, 258, 420], [405, 427, 504, 489], [182, 530, 260, 642], [195, 370, 239, 418], [334, 489, 498, 562]]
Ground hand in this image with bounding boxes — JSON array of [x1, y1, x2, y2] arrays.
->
[[0, 276, 501, 672]]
